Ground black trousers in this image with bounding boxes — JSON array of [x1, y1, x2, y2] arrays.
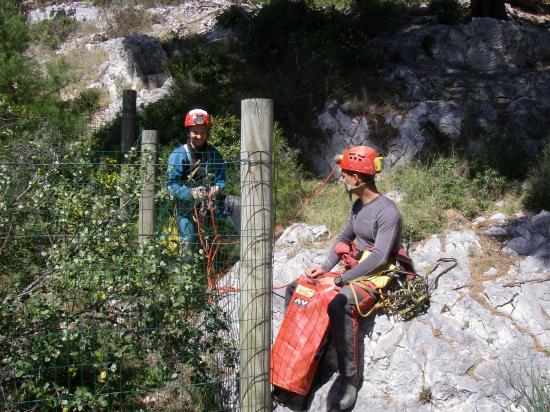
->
[[285, 279, 370, 377]]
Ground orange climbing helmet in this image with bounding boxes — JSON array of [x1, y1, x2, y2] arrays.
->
[[336, 146, 383, 176], [184, 109, 211, 128]]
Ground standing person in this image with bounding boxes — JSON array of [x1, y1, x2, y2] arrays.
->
[[285, 145, 403, 410], [166, 108, 228, 251]]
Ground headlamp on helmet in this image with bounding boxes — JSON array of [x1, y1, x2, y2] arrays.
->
[[193, 115, 205, 125]]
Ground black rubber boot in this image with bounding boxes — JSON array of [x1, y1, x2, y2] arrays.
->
[[272, 387, 308, 411], [337, 374, 358, 410]]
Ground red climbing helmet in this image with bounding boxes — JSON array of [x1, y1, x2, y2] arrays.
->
[[336, 146, 383, 176], [184, 109, 211, 127]]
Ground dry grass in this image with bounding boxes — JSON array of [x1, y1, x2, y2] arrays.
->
[[464, 235, 546, 353], [297, 181, 350, 237], [467, 234, 519, 288], [104, 7, 154, 39], [62, 47, 109, 102]]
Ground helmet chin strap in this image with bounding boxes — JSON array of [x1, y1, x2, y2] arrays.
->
[[344, 173, 375, 201], [345, 182, 368, 202]]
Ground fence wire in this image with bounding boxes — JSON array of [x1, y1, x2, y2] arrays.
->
[[0, 139, 274, 411]]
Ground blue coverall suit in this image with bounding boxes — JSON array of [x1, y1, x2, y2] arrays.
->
[[166, 142, 226, 243]]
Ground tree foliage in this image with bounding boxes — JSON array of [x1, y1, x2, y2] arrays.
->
[[0, 2, 234, 409], [0, 143, 234, 410]]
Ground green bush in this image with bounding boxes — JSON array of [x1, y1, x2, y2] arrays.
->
[[522, 139, 550, 212], [1, 2, 98, 148], [429, 0, 464, 24], [273, 125, 304, 225], [354, 0, 408, 16], [353, 0, 408, 35], [0, 145, 233, 410], [29, 16, 78, 50]]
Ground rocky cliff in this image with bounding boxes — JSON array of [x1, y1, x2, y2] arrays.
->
[[272, 211, 549, 411]]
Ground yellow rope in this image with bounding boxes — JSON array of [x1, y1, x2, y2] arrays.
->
[[348, 257, 458, 320]]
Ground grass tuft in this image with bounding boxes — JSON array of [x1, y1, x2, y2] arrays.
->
[[296, 156, 510, 244], [494, 358, 550, 411]]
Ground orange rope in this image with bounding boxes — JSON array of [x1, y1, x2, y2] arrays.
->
[[193, 193, 222, 290], [286, 112, 366, 222], [345, 112, 366, 148], [287, 164, 337, 222], [194, 113, 368, 293]]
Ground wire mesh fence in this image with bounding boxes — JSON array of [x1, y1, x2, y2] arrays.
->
[[0, 122, 274, 411]]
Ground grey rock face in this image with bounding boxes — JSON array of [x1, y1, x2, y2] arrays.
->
[[301, 100, 372, 177], [99, 35, 171, 115], [271, 222, 549, 411], [487, 210, 550, 265], [388, 101, 464, 166], [27, 2, 100, 24], [276, 223, 330, 247], [383, 18, 550, 165], [310, 18, 550, 174]]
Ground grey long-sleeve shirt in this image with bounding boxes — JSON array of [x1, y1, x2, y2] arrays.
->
[[322, 195, 402, 283]]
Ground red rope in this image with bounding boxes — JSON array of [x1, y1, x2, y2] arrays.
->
[[287, 112, 366, 222], [193, 113, 368, 293], [345, 112, 366, 148], [193, 193, 222, 290]]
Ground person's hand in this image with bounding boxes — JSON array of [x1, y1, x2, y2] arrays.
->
[[209, 185, 221, 198], [191, 186, 207, 200], [305, 266, 325, 279]]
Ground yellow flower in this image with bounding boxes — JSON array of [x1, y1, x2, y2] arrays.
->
[[98, 370, 107, 383]]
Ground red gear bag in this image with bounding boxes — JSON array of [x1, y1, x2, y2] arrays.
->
[[271, 242, 408, 396], [271, 273, 339, 395]]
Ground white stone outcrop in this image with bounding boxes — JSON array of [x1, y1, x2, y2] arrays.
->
[[98, 35, 171, 116], [276, 223, 330, 247], [25, 1, 248, 122], [27, 2, 101, 24]]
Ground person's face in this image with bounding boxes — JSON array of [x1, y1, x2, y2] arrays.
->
[[339, 170, 359, 192], [339, 170, 353, 186], [188, 124, 208, 149]]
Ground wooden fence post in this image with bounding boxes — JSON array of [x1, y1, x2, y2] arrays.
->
[[139, 130, 158, 245], [121, 89, 137, 154], [120, 90, 136, 217], [239, 98, 274, 412]]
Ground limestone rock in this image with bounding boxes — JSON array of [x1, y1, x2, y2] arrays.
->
[[493, 211, 550, 264], [27, 2, 100, 24], [388, 101, 463, 167], [276, 223, 330, 247], [305, 18, 550, 173], [300, 100, 371, 177], [272, 224, 549, 411], [98, 35, 171, 116]]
